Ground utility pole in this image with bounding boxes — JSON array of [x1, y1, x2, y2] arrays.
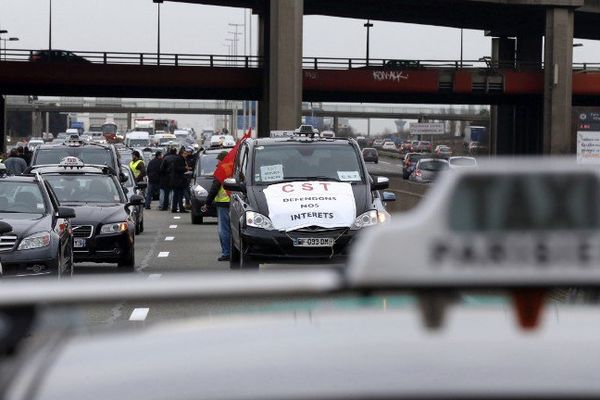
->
[[364, 20, 373, 66], [153, 0, 164, 65], [460, 29, 464, 67], [49, 0, 52, 52]]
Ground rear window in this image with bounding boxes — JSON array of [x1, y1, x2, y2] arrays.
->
[[197, 154, 220, 176], [420, 161, 449, 171], [34, 147, 114, 167], [451, 158, 477, 167], [449, 173, 600, 232]]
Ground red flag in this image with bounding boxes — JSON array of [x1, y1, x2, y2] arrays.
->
[[214, 128, 252, 183]]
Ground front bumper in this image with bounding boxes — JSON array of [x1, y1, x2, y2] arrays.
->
[[240, 226, 362, 264], [73, 230, 133, 263], [0, 244, 60, 277]]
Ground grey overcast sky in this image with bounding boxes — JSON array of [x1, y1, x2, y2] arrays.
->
[[2, 0, 600, 133]]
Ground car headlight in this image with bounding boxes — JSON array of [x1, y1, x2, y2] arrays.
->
[[245, 211, 274, 231], [17, 231, 51, 250], [100, 222, 128, 234], [351, 210, 380, 230], [193, 184, 208, 197]]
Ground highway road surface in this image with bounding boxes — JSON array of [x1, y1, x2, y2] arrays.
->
[[72, 158, 428, 328]]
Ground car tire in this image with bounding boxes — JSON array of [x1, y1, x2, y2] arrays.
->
[[191, 213, 203, 225], [375, 160, 378, 164], [229, 234, 240, 270], [239, 238, 259, 269], [118, 250, 135, 272], [403, 172, 410, 180]]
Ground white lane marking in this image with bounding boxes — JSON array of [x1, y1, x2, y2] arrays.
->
[[158, 252, 170, 258], [129, 308, 150, 321], [148, 274, 162, 279], [173, 216, 181, 220], [380, 161, 391, 165], [169, 225, 178, 229], [164, 236, 175, 241]]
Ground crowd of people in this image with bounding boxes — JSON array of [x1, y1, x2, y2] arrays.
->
[[0, 146, 33, 175], [131, 145, 198, 213]]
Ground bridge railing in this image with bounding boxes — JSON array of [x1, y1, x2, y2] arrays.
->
[[2, 49, 600, 72], [0, 49, 262, 68]]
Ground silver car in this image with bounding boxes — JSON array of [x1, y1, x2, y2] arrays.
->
[[410, 158, 449, 183]]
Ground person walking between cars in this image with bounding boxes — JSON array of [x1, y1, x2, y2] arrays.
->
[[144, 151, 162, 210], [4, 149, 28, 175], [202, 151, 231, 261], [129, 151, 146, 184], [163, 148, 187, 213], [159, 148, 177, 211]]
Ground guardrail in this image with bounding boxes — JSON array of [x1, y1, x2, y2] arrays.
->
[[1, 49, 599, 71]]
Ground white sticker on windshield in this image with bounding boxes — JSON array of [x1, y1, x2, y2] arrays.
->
[[114, 195, 120, 201], [337, 171, 360, 181], [36, 203, 45, 210], [260, 164, 284, 182]]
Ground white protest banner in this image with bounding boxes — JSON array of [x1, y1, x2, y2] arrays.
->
[[263, 181, 356, 231], [577, 131, 600, 164]]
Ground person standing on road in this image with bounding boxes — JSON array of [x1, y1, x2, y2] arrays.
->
[[144, 151, 162, 210], [4, 149, 28, 175], [129, 151, 147, 184], [202, 151, 231, 261], [182, 146, 195, 210], [159, 148, 177, 211], [162, 147, 187, 213]]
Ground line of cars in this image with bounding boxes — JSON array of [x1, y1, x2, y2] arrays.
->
[[402, 152, 477, 183], [0, 137, 146, 277]]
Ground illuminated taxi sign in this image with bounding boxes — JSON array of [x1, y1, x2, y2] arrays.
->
[[348, 159, 600, 289], [270, 130, 295, 138], [59, 156, 85, 168]]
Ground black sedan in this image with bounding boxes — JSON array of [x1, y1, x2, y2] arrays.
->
[[190, 149, 222, 224], [362, 148, 379, 163], [31, 163, 143, 271], [0, 174, 75, 277]]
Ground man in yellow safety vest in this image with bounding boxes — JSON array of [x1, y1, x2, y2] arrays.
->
[[202, 151, 231, 262], [129, 151, 147, 184]]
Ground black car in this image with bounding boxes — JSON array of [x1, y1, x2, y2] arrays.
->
[[190, 149, 222, 224], [362, 148, 379, 163], [121, 164, 146, 234], [30, 159, 143, 271], [0, 173, 75, 277], [31, 140, 127, 183], [29, 49, 91, 64], [224, 132, 394, 269]]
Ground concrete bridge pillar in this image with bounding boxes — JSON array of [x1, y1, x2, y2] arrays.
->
[[32, 110, 43, 138], [543, 7, 574, 154], [0, 95, 5, 153], [258, 0, 303, 137]]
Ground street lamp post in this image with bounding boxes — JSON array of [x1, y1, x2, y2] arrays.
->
[[460, 29, 464, 67], [153, 0, 164, 65], [364, 20, 373, 66], [49, 0, 52, 52]]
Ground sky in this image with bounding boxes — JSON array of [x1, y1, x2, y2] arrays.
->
[[2, 0, 600, 134]]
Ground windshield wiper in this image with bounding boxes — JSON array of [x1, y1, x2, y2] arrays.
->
[[282, 176, 343, 182]]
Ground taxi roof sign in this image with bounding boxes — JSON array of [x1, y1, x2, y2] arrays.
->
[[59, 156, 85, 168], [270, 130, 295, 138]]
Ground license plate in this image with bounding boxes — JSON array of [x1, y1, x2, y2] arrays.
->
[[293, 237, 334, 247], [74, 238, 87, 248]]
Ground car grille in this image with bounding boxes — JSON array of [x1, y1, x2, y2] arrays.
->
[[0, 235, 18, 252], [72, 225, 94, 238], [295, 226, 347, 234]]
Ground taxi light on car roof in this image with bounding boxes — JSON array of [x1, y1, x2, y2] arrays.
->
[[59, 157, 85, 168]]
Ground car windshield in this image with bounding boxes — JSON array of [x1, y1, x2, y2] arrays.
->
[[451, 158, 477, 166], [34, 147, 114, 167], [128, 139, 150, 147], [44, 175, 123, 204], [253, 143, 364, 184], [0, 182, 47, 214], [420, 160, 449, 171], [197, 153, 220, 176]]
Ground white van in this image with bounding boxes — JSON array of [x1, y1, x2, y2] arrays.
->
[[125, 131, 151, 148], [153, 133, 176, 146]]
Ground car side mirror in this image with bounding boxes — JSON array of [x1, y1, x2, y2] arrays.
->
[[223, 178, 246, 193], [136, 181, 148, 190], [127, 194, 144, 206], [0, 221, 13, 235], [371, 176, 390, 191], [382, 191, 396, 202], [57, 207, 76, 219], [119, 173, 128, 183]]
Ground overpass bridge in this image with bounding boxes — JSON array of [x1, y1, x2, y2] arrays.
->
[[2, 0, 599, 154], [5, 96, 488, 123]]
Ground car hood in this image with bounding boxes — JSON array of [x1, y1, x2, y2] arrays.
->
[[62, 204, 127, 226], [0, 213, 50, 238], [247, 183, 371, 220]]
